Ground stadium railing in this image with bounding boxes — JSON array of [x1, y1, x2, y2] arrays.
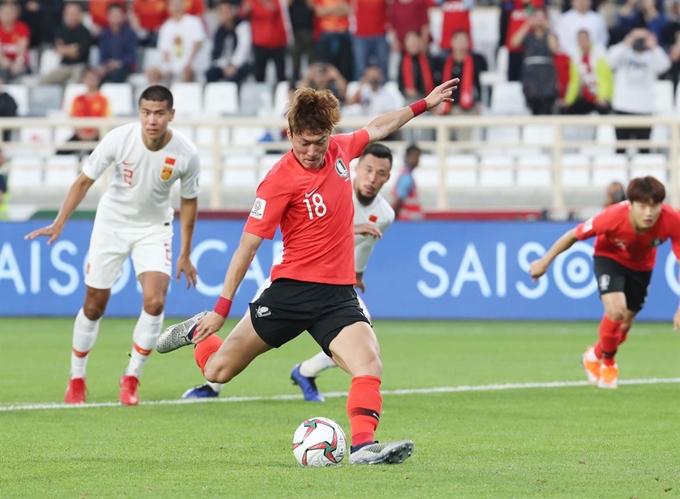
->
[[1, 115, 677, 212]]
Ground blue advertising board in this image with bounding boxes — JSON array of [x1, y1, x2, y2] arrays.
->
[[0, 220, 677, 320]]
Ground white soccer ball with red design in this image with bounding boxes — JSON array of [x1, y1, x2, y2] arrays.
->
[[291, 417, 347, 466]]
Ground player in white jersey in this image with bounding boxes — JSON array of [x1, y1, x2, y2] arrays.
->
[[25, 86, 201, 406], [182, 143, 395, 400]]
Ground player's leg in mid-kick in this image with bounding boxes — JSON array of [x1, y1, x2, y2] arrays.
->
[[328, 321, 414, 465], [290, 295, 371, 403]]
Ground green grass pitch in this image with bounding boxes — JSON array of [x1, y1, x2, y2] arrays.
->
[[1, 318, 679, 499]]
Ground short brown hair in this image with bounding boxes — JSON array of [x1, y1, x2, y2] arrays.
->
[[287, 87, 341, 135], [626, 176, 665, 204]]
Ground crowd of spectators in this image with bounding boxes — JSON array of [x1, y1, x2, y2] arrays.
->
[[0, 0, 676, 127]]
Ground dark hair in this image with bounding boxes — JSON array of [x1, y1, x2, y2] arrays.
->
[[626, 176, 665, 204], [287, 87, 340, 135], [406, 145, 421, 155], [107, 2, 125, 13], [138, 85, 173, 110], [360, 143, 392, 165]]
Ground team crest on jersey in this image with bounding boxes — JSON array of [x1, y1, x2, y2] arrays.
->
[[161, 157, 176, 180], [335, 158, 349, 178], [650, 238, 664, 247]]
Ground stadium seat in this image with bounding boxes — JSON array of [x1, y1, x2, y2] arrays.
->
[[39, 49, 61, 76], [490, 82, 526, 115], [7, 156, 44, 188], [142, 48, 163, 71], [384, 81, 406, 108], [428, 8, 443, 48], [231, 126, 268, 146], [560, 154, 590, 187], [521, 125, 555, 155], [239, 82, 272, 116], [54, 126, 75, 146], [470, 9, 499, 73], [630, 154, 668, 184], [273, 81, 290, 114], [173, 126, 195, 141], [260, 154, 282, 172], [62, 83, 87, 113], [171, 82, 203, 118], [516, 154, 552, 187], [581, 124, 616, 156], [415, 154, 441, 188], [29, 85, 63, 115], [101, 83, 134, 116], [479, 155, 514, 187], [484, 125, 521, 155], [592, 154, 628, 186], [198, 153, 216, 186], [45, 155, 79, 187], [653, 80, 674, 115], [195, 126, 230, 148], [20, 126, 53, 157], [204, 82, 239, 115], [222, 154, 258, 187], [4, 84, 29, 116], [445, 154, 477, 187], [563, 125, 595, 143]]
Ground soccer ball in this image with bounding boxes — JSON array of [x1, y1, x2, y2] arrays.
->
[[291, 417, 347, 467]]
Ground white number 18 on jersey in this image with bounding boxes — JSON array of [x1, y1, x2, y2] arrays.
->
[[303, 193, 327, 220]]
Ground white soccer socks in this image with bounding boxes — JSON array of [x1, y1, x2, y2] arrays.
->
[[299, 351, 337, 378], [125, 310, 164, 378], [70, 308, 101, 379]]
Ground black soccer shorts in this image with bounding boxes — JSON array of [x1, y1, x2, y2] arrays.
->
[[249, 278, 371, 356], [593, 256, 653, 312]]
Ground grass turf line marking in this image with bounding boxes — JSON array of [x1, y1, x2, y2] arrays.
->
[[2, 377, 679, 412]]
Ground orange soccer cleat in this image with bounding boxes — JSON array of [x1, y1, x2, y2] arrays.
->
[[64, 377, 87, 404], [119, 375, 139, 406], [581, 346, 601, 385], [598, 364, 619, 389]]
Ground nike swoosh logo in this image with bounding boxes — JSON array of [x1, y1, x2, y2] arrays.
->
[[122, 161, 134, 166], [305, 187, 319, 198]]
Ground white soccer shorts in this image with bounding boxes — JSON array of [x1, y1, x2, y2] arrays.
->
[[85, 221, 173, 289]]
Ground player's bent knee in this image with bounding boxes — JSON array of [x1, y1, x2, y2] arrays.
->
[[605, 308, 626, 322], [143, 298, 166, 316], [203, 364, 234, 384]]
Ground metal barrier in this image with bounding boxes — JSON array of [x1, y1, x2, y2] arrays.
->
[[0, 115, 678, 210]]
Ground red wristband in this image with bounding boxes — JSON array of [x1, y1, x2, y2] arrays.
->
[[214, 296, 233, 318], [409, 99, 427, 117]]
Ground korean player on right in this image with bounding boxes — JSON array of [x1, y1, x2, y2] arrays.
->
[[529, 176, 680, 389]]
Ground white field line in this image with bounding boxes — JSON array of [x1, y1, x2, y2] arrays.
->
[[1, 377, 679, 413]]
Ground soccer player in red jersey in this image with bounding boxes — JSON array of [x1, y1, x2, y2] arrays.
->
[[157, 79, 458, 464], [530, 176, 680, 389]]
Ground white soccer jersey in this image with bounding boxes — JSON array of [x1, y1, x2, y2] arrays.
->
[[157, 14, 207, 75], [353, 193, 395, 273], [82, 122, 200, 227]]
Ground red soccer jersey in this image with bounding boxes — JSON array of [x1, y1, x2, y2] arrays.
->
[[0, 21, 29, 62], [575, 202, 680, 271], [440, 0, 470, 50], [244, 130, 371, 285]]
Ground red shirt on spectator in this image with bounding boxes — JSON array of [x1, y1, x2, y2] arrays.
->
[[352, 0, 387, 37], [71, 93, 111, 137], [390, 0, 430, 48], [0, 20, 29, 62], [90, 0, 126, 28], [315, 0, 350, 33], [185, 0, 205, 16], [505, 0, 544, 53], [243, 0, 290, 48], [554, 52, 570, 99], [133, 0, 168, 32], [440, 0, 470, 50]]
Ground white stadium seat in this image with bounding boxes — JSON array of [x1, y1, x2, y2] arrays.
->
[[4, 84, 29, 116], [490, 82, 526, 115], [446, 154, 478, 188], [101, 83, 134, 116], [273, 81, 290, 115], [560, 154, 590, 187], [222, 155, 258, 187], [170, 82, 203, 118], [479, 155, 514, 187], [592, 154, 628, 187], [630, 154, 668, 184], [204, 82, 239, 115], [516, 154, 552, 187], [653, 80, 674, 115], [45, 155, 79, 187], [39, 49, 61, 76], [7, 156, 43, 187]]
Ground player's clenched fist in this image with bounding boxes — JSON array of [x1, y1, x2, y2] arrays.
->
[[192, 311, 225, 343], [529, 258, 549, 282]]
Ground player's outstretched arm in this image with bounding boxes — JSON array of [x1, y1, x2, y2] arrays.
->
[[24, 173, 95, 245], [176, 196, 198, 289], [529, 228, 578, 282], [192, 231, 264, 343], [362, 78, 459, 144]]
